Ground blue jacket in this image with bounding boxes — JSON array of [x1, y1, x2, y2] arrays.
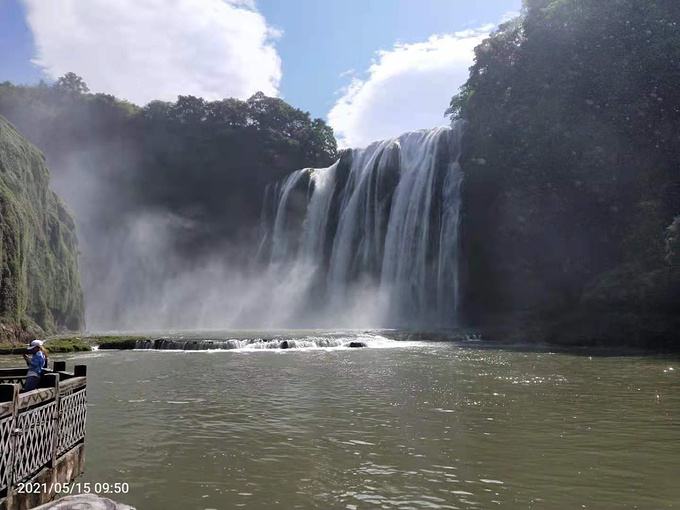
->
[[27, 351, 46, 377]]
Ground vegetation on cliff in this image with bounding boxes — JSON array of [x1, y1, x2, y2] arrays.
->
[[450, 0, 680, 347], [0, 115, 83, 340], [0, 78, 337, 252]]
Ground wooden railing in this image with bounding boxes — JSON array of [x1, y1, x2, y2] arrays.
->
[[0, 363, 87, 508]]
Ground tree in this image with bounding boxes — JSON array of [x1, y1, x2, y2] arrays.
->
[[448, 0, 680, 347], [55, 72, 90, 94]]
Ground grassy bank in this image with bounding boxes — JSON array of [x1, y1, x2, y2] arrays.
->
[[0, 334, 149, 354]]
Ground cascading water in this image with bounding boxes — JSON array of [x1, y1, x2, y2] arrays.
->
[[257, 123, 464, 328]]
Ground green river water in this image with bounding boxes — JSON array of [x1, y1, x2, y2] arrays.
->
[[2, 332, 678, 509]]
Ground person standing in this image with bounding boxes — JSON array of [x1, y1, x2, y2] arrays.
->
[[22, 339, 48, 392]]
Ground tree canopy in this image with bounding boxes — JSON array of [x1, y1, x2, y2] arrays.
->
[[0, 76, 337, 249], [55, 72, 90, 94], [450, 0, 680, 347]]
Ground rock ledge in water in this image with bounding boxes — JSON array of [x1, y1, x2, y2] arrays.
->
[[348, 341, 367, 348], [34, 495, 135, 510]]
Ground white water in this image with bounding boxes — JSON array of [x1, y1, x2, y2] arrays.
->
[[258, 124, 464, 328], [133, 332, 427, 352]]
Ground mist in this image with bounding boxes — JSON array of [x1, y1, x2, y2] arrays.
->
[[0, 83, 339, 332], [75, 209, 393, 331]]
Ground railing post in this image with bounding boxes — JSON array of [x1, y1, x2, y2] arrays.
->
[[40, 374, 60, 470], [53, 361, 66, 373], [0, 383, 19, 504], [0, 383, 17, 403], [74, 365, 87, 378]]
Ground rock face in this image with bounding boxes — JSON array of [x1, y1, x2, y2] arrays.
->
[[34, 495, 135, 510], [0, 115, 83, 338]]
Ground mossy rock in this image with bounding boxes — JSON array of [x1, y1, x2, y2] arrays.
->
[[0, 115, 83, 340], [47, 335, 147, 350], [96, 337, 141, 350]]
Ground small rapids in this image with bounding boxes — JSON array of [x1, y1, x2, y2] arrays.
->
[[133, 332, 425, 351]]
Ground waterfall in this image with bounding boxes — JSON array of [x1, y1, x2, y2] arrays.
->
[[258, 123, 464, 328]]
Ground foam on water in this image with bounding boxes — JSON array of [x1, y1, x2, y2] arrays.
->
[[132, 332, 427, 352]]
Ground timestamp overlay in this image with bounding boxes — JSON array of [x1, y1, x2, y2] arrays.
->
[[17, 481, 130, 496]]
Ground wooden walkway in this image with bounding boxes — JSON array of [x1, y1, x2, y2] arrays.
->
[[0, 363, 87, 510]]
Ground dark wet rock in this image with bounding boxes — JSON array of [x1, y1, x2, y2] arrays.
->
[[348, 341, 367, 348], [280, 340, 290, 349]]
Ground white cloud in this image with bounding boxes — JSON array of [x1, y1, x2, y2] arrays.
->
[[22, 0, 282, 105], [327, 27, 492, 148]]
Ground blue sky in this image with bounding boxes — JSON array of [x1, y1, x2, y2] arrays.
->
[[258, 0, 520, 116], [0, 0, 37, 84], [1, 0, 521, 146]]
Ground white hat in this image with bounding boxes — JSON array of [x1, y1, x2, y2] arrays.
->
[[28, 339, 44, 350]]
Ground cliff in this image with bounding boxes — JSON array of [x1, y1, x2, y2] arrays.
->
[[0, 115, 83, 340], [451, 0, 680, 349]]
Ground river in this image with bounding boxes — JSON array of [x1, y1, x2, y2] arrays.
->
[[3, 331, 678, 509]]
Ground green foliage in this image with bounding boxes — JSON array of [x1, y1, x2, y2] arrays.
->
[[41, 336, 91, 353], [0, 116, 83, 338], [0, 334, 152, 354], [0, 75, 338, 252], [55, 72, 90, 95], [35, 334, 147, 351], [94, 336, 141, 349], [452, 0, 680, 347]]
